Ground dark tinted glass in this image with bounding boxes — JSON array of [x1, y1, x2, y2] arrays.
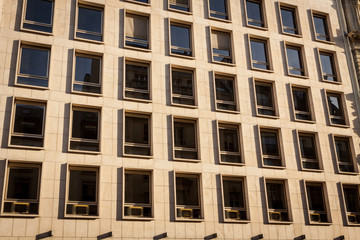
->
[[209, 0, 228, 20], [125, 173, 150, 204], [335, 138, 352, 163], [133, 0, 149, 3], [343, 186, 360, 212], [125, 116, 149, 144], [215, 78, 235, 102], [72, 110, 99, 140], [171, 25, 191, 55], [261, 131, 279, 156], [281, 7, 297, 34], [256, 84, 273, 107], [172, 70, 193, 96], [7, 167, 39, 200], [75, 56, 100, 84], [320, 53, 336, 81], [176, 176, 199, 206], [313, 15, 329, 41], [126, 63, 148, 90], [307, 184, 325, 211], [169, 0, 190, 12], [293, 89, 309, 112], [299, 135, 316, 160], [78, 6, 102, 33], [266, 183, 285, 209], [250, 39, 268, 69], [14, 103, 44, 135], [174, 121, 196, 148], [219, 126, 239, 152], [246, 0, 263, 27], [223, 180, 244, 208], [286, 46, 303, 75], [20, 47, 49, 78], [327, 95, 343, 117], [24, 0, 53, 32], [69, 170, 97, 202]]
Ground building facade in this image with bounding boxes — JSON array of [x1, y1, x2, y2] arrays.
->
[[1, 0, 360, 239]]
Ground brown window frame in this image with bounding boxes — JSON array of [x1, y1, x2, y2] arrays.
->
[[244, 0, 268, 30], [278, 2, 301, 37], [124, 10, 151, 51], [258, 126, 285, 169], [290, 84, 315, 123], [253, 78, 278, 118], [213, 72, 239, 113], [310, 10, 334, 43], [248, 35, 273, 72], [283, 42, 308, 78], [325, 90, 349, 128], [296, 130, 323, 172], [332, 135, 359, 175], [317, 48, 340, 84], [170, 65, 197, 108], [341, 184, 360, 225], [169, 19, 194, 59], [210, 27, 235, 65]]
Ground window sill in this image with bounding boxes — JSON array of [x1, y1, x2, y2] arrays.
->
[[329, 123, 350, 128], [347, 222, 360, 226], [287, 73, 309, 79], [1, 213, 39, 218], [123, 216, 154, 221], [71, 90, 102, 97], [308, 221, 332, 226], [211, 60, 235, 67], [215, 109, 240, 114], [256, 114, 279, 119], [246, 24, 268, 31], [74, 36, 104, 45], [314, 39, 335, 45], [281, 32, 302, 38], [338, 171, 359, 175], [173, 158, 201, 163], [171, 103, 198, 109], [208, 16, 232, 23], [322, 79, 342, 85], [20, 27, 53, 36], [301, 168, 324, 173], [65, 214, 99, 219], [124, 45, 152, 53], [125, 0, 151, 6], [250, 67, 274, 73], [262, 165, 286, 170], [224, 219, 250, 224], [219, 161, 245, 167], [168, 8, 193, 15], [123, 97, 152, 103], [170, 53, 195, 60], [14, 82, 49, 90], [123, 153, 153, 159], [293, 119, 316, 124], [268, 220, 293, 225], [8, 144, 44, 150], [68, 149, 101, 155], [175, 218, 204, 222]]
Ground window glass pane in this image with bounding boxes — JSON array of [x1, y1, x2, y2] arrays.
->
[[320, 53, 335, 81], [219, 126, 239, 152], [286, 46, 302, 71], [125, 116, 149, 145], [261, 131, 279, 156], [125, 173, 150, 204], [69, 170, 97, 202], [75, 56, 100, 84], [171, 24, 191, 55], [209, 0, 227, 19], [176, 176, 199, 206], [14, 103, 44, 135], [335, 138, 351, 163], [7, 167, 39, 200], [126, 63, 148, 90], [169, 0, 190, 12], [307, 184, 325, 211], [293, 89, 309, 112], [256, 83, 273, 107], [133, 0, 149, 3], [299, 134, 316, 159], [246, 0, 263, 27], [281, 7, 297, 34], [72, 110, 99, 140], [223, 180, 244, 208], [313, 15, 329, 41], [174, 121, 196, 148], [172, 70, 193, 96], [266, 182, 285, 209], [250, 39, 268, 69], [25, 0, 53, 25], [344, 186, 360, 212], [327, 95, 343, 117], [20, 47, 49, 78], [78, 6, 102, 34], [215, 77, 235, 102]]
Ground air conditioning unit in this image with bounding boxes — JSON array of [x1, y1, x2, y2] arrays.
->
[[129, 207, 143, 217], [13, 202, 30, 214], [226, 210, 239, 219], [269, 211, 281, 221], [178, 208, 193, 218], [74, 205, 89, 215], [310, 213, 321, 222]]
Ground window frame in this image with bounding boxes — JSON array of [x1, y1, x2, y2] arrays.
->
[[15, 41, 51, 90], [123, 57, 152, 102], [252, 78, 279, 118], [123, 10, 151, 51], [331, 134, 359, 175], [283, 42, 308, 78], [244, 0, 268, 30], [220, 175, 250, 223], [207, 0, 231, 22], [1, 160, 42, 217], [123, 110, 152, 158], [74, 0, 105, 44], [340, 183, 360, 225], [213, 72, 239, 113], [248, 35, 273, 72], [8, 97, 47, 150], [303, 180, 332, 225], [263, 178, 293, 224], [216, 121, 244, 166], [296, 130, 323, 172], [125, 0, 151, 6], [174, 172, 204, 221], [289, 84, 316, 123], [170, 65, 197, 108], [122, 168, 154, 220], [317, 48, 341, 84], [325, 90, 349, 128], [21, 0, 54, 35], [168, 0, 192, 14], [277, 2, 302, 37], [172, 116, 200, 162], [168, 19, 195, 59], [210, 27, 235, 66], [64, 164, 100, 219], [68, 104, 101, 154], [71, 49, 103, 96], [258, 126, 285, 169], [310, 10, 334, 44]]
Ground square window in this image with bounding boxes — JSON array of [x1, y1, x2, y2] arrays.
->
[[125, 12, 150, 50], [73, 51, 102, 95], [291, 86, 314, 122], [279, 3, 300, 36], [249, 37, 272, 71], [254, 80, 277, 117], [284, 43, 307, 77], [218, 122, 243, 165], [16, 42, 50, 88], [214, 74, 238, 112], [333, 136, 358, 174], [245, 0, 266, 29], [2, 162, 41, 216], [222, 176, 249, 222], [341, 184, 360, 225], [208, 0, 230, 21], [173, 117, 199, 161], [123, 170, 153, 219], [9, 99, 46, 148], [124, 59, 151, 101], [170, 21, 193, 57], [75, 2, 104, 42], [65, 166, 99, 217], [21, 0, 54, 33], [171, 66, 196, 107], [168, 0, 191, 13], [175, 173, 203, 220], [318, 50, 339, 83], [311, 11, 332, 42], [211, 29, 234, 64], [304, 181, 332, 224], [326, 91, 348, 127], [264, 179, 292, 223], [297, 132, 322, 171], [69, 105, 101, 153], [259, 127, 284, 168], [124, 112, 152, 157]]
